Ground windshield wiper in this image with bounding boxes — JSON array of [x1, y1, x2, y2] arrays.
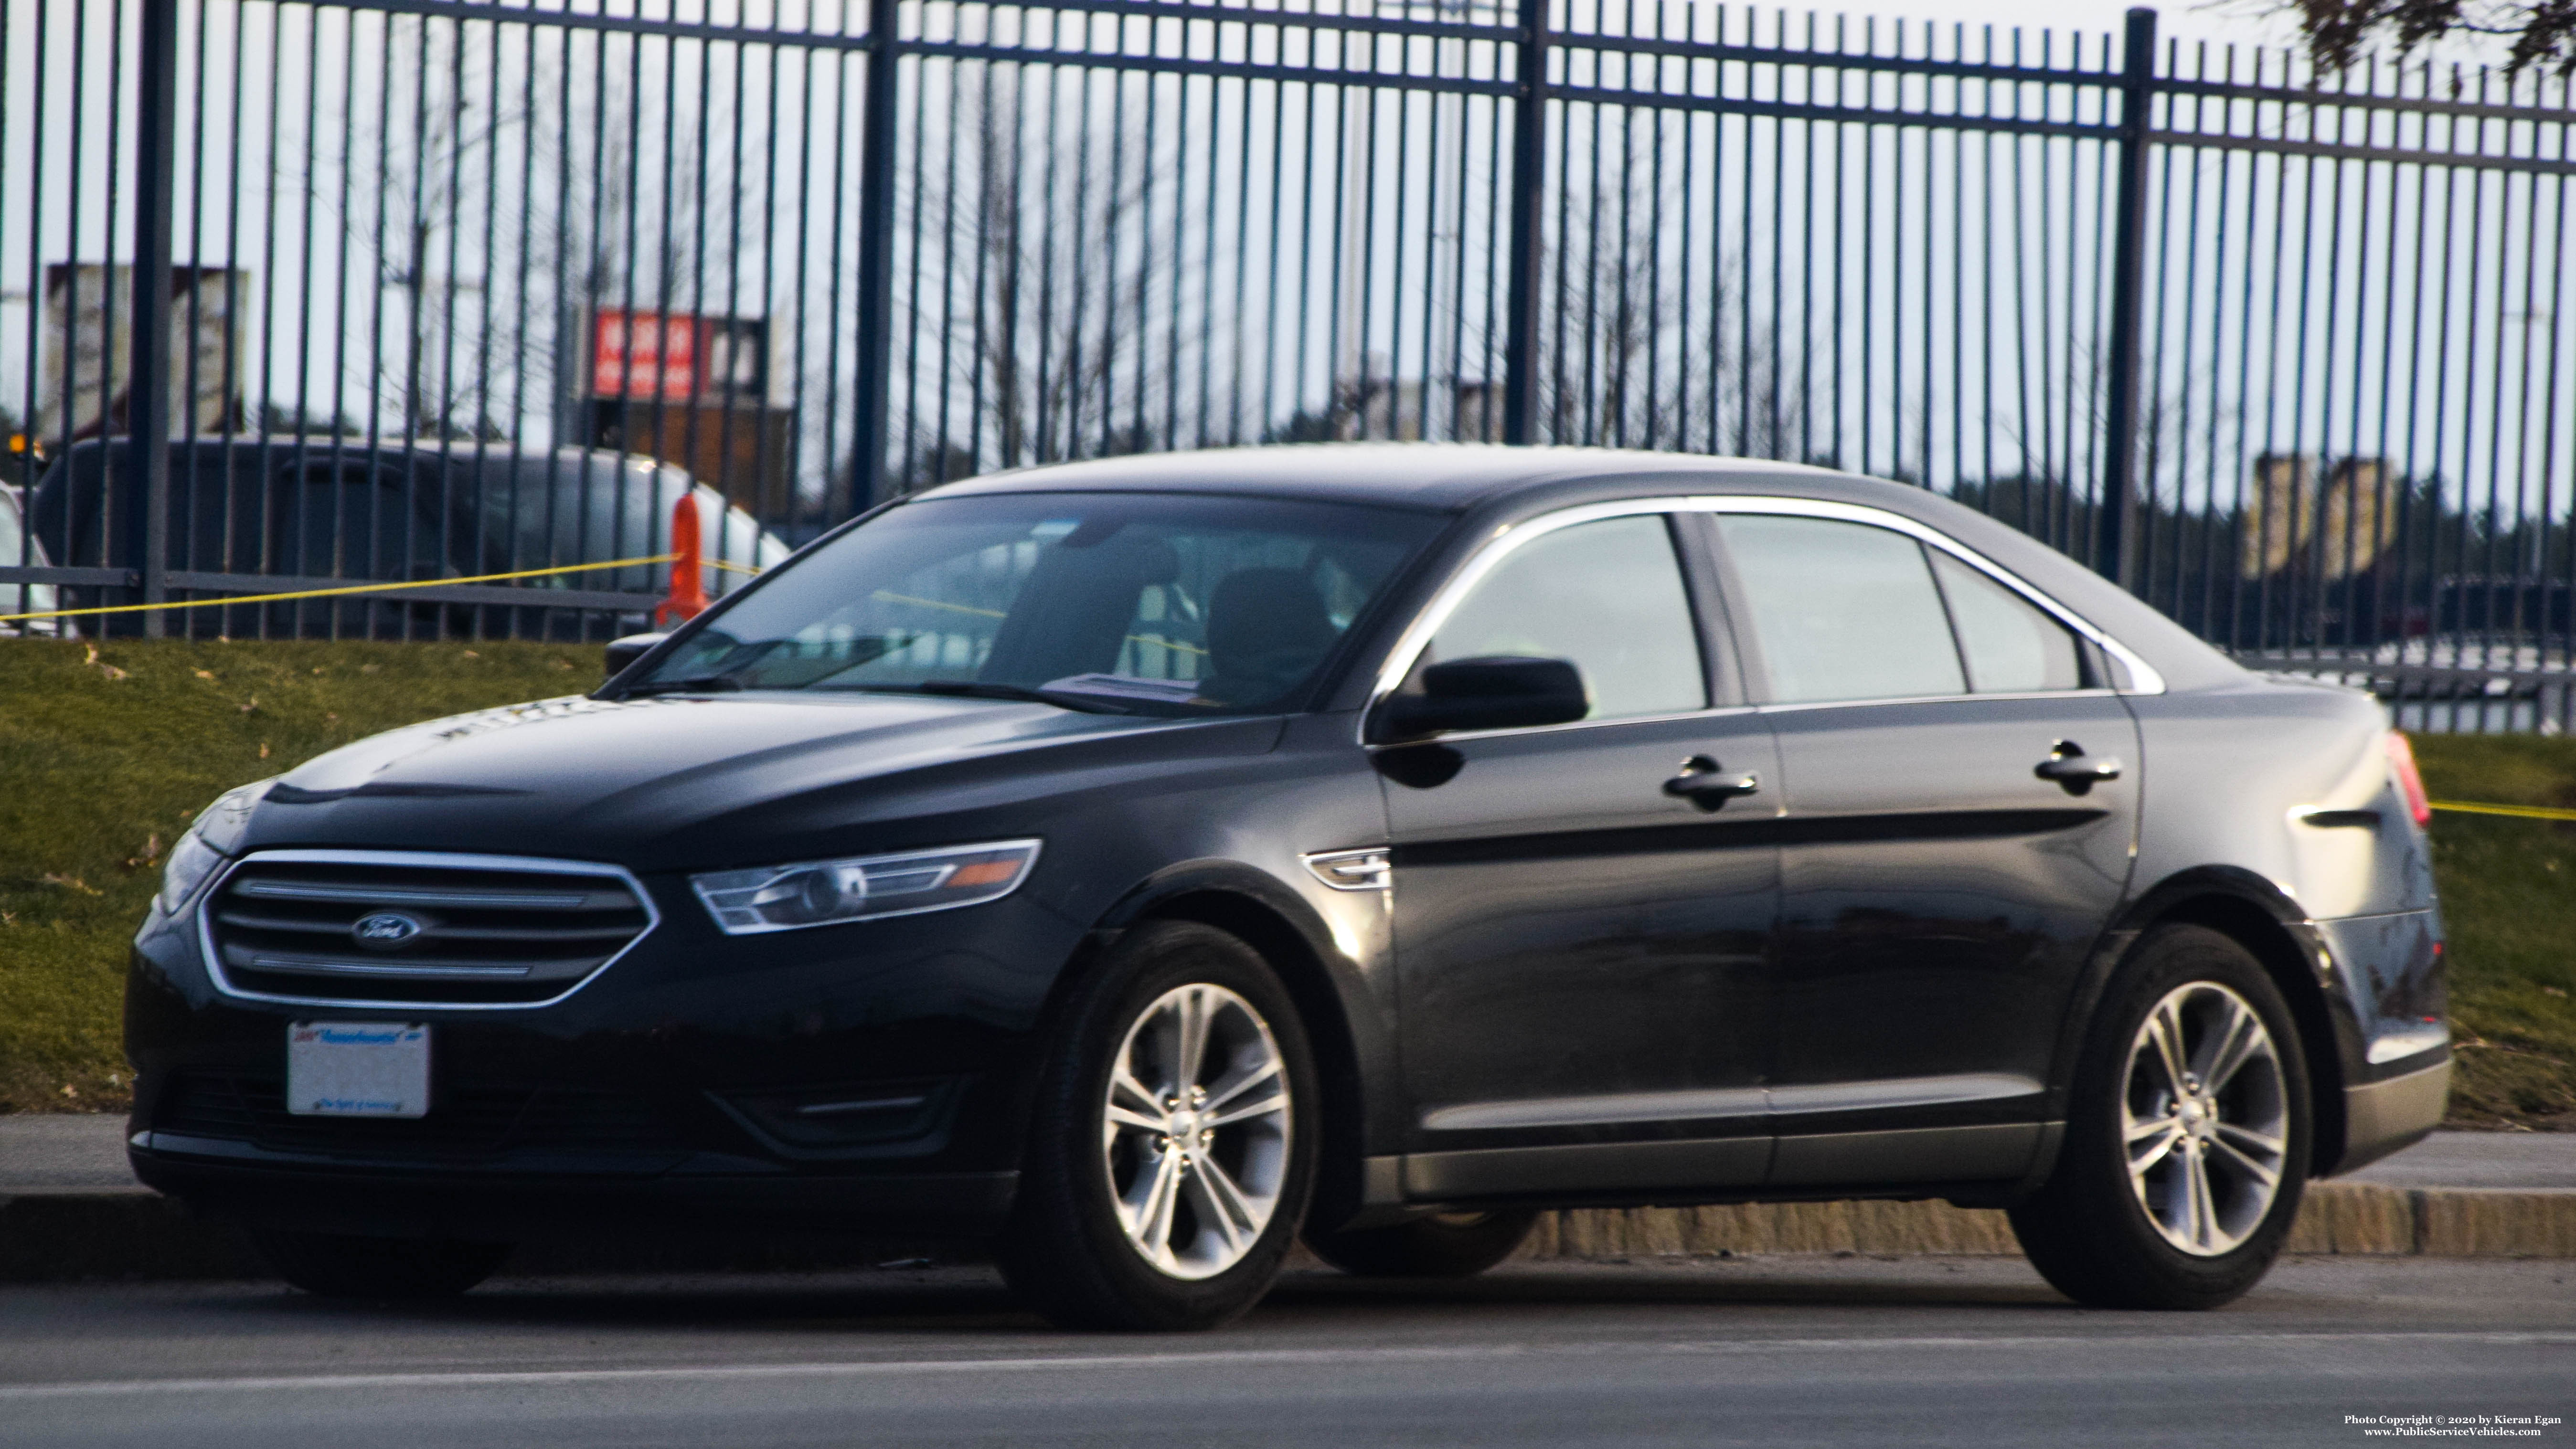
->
[[618, 674, 746, 698], [841, 681, 1130, 714]]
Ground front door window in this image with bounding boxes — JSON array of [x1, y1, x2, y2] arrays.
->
[[1422, 514, 1707, 721]]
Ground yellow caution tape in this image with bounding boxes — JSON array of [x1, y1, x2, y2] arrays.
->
[[0, 553, 684, 624], [2430, 799, 2576, 823]]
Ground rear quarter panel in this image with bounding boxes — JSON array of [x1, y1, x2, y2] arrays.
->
[[2127, 676, 2433, 922], [2124, 674, 2448, 1157]]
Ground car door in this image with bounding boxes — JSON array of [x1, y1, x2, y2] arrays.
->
[[1708, 507, 2140, 1188], [1383, 507, 1784, 1200]]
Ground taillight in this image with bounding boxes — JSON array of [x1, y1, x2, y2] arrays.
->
[[2385, 732, 2433, 828]]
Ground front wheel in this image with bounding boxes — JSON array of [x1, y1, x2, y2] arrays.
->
[[2009, 923, 2312, 1310], [998, 920, 1320, 1331]]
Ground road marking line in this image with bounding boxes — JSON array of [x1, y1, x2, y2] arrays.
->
[[2, 1332, 2569, 1401]]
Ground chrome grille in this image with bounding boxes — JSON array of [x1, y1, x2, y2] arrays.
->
[[202, 851, 656, 1007]]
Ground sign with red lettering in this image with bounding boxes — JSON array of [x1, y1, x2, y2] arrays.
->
[[590, 309, 766, 404]]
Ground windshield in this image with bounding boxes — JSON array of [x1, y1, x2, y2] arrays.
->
[[634, 491, 1444, 714]]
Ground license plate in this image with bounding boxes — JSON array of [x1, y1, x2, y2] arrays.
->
[[287, 1021, 430, 1117]]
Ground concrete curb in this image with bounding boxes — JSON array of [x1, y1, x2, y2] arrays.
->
[[5, 1180, 2570, 1284], [1519, 1183, 2576, 1262]]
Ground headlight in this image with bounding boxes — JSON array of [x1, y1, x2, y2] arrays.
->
[[691, 839, 1043, 935], [158, 778, 273, 915], [158, 830, 228, 915], [190, 778, 273, 856]]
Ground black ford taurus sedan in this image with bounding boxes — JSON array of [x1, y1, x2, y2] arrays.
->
[[126, 445, 2449, 1329]]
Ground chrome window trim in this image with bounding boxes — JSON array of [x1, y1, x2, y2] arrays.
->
[[1385, 701, 1769, 750], [1359, 493, 2165, 746], [1754, 687, 2127, 717], [1699, 497, 2170, 697], [196, 848, 661, 1012]]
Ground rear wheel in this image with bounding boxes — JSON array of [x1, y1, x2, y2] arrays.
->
[[2009, 924, 2311, 1310], [251, 1228, 510, 1300], [1307, 1209, 1539, 1279], [998, 920, 1319, 1331]]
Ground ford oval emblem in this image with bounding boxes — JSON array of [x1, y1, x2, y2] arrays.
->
[[351, 911, 426, 949]]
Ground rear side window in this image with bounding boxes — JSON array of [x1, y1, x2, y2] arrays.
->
[[274, 466, 447, 581], [1717, 515, 1964, 704], [1426, 514, 1706, 721], [1928, 550, 2085, 693]]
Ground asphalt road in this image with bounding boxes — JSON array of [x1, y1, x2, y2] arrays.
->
[[3, 1256, 2569, 1449]]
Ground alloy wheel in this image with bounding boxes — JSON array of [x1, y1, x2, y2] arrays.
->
[[2120, 981, 2291, 1257], [1099, 983, 1293, 1280]]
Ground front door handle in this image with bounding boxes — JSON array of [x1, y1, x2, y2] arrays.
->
[[1665, 755, 1761, 811], [2035, 740, 2122, 795]]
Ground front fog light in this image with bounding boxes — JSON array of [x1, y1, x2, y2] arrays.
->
[[691, 839, 1042, 935]]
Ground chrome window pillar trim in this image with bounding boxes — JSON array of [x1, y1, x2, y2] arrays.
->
[[1357, 494, 2166, 747], [195, 849, 661, 1013]]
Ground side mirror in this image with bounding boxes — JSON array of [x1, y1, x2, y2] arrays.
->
[[605, 632, 668, 681], [1374, 655, 1590, 740]]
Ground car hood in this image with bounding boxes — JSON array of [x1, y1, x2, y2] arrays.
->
[[238, 692, 1284, 870]]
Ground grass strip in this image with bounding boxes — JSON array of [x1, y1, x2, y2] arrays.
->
[[0, 639, 594, 1112], [2410, 737, 2576, 1131]]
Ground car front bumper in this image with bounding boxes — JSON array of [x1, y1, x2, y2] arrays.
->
[[121, 871, 1086, 1240]]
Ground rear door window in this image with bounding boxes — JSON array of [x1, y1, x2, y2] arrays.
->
[[1928, 550, 2086, 693], [274, 465, 448, 580], [1716, 514, 1966, 704]]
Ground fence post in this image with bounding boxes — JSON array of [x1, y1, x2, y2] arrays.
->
[[2098, 6, 2157, 591], [1500, 0, 1549, 446], [132, 0, 181, 635], [849, 0, 902, 512]]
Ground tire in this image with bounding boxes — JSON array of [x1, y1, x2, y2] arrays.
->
[[2009, 923, 2313, 1311], [251, 1228, 511, 1300], [997, 919, 1321, 1331], [1307, 1209, 1539, 1279]]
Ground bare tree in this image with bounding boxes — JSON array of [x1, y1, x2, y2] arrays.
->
[[311, 21, 755, 444], [907, 63, 1170, 482], [1537, 126, 1796, 460], [2289, 0, 2576, 77]]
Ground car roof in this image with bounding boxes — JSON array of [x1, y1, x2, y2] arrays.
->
[[921, 444, 1853, 513]]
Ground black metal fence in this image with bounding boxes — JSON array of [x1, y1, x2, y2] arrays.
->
[[2, 0, 2573, 724]]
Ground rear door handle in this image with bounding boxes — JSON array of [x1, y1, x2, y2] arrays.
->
[[2034, 741, 2122, 795], [1664, 755, 1761, 811]]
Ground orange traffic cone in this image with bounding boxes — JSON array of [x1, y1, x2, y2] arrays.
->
[[655, 493, 709, 626]]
